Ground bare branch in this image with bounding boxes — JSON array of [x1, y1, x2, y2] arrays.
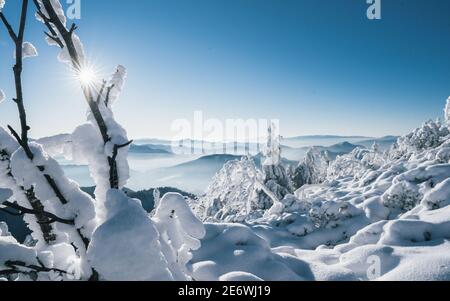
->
[[96, 80, 107, 104], [0, 12, 18, 42], [44, 31, 64, 48], [2, 201, 75, 225], [105, 84, 115, 107]]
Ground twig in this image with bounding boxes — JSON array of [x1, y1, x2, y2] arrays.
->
[[2, 201, 75, 225]]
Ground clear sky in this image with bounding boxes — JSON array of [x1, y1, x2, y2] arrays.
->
[[1, 0, 449, 140]]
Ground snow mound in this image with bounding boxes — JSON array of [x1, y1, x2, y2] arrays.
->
[[87, 189, 173, 281], [191, 223, 305, 281]]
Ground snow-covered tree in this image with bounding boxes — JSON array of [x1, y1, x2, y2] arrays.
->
[[393, 119, 449, 157], [196, 156, 262, 222], [0, 0, 205, 281], [292, 147, 330, 189], [257, 124, 292, 208]]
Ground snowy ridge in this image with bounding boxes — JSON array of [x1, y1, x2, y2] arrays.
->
[[190, 113, 450, 280]]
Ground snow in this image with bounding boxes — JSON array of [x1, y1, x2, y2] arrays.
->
[[189, 110, 450, 281], [1, 0, 449, 281], [87, 189, 173, 281], [0, 89, 5, 104], [190, 223, 304, 281], [219, 271, 263, 281], [22, 42, 38, 58], [10, 143, 96, 236], [153, 193, 206, 280], [0, 0, 5, 10]]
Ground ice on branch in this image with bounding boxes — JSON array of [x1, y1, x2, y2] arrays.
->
[[23, 42, 38, 58], [0, 0, 5, 10], [12, 42, 38, 59], [106, 65, 127, 107], [0, 90, 5, 104]]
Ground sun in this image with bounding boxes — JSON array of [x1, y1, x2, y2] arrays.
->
[[78, 65, 98, 86]]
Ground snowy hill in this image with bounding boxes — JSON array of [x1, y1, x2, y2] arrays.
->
[[190, 115, 450, 280]]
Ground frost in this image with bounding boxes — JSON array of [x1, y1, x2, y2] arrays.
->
[[22, 42, 38, 58]]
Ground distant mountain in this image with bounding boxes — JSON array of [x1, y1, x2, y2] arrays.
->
[[284, 135, 371, 140], [173, 154, 242, 168], [133, 138, 173, 145], [326, 141, 364, 154], [281, 135, 373, 149], [281, 141, 363, 161], [137, 154, 242, 194], [129, 144, 173, 154], [356, 136, 398, 151]]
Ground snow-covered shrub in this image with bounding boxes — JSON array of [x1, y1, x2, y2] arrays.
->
[[327, 148, 370, 180], [422, 178, 450, 210], [309, 201, 362, 229], [393, 120, 449, 157], [196, 157, 260, 222], [382, 181, 422, 211], [153, 193, 206, 280], [292, 147, 330, 189]]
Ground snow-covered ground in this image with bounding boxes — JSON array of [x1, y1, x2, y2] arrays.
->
[[1, 0, 449, 282], [188, 112, 450, 281], [2, 108, 450, 280]]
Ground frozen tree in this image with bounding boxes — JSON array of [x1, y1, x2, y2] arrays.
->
[[196, 157, 262, 222], [196, 126, 295, 222], [257, 124, 292, 209], [2, 0, 206, 281], [327, 148, 371, 180], [292, 147, 330, 189], [0, 0, 98, 280], [394, 120, 449, 156]]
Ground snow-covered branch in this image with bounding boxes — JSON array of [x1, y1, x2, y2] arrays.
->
[[33, 0, 131, 194]]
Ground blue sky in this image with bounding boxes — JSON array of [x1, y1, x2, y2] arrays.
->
[[1, 0, 449, 139]]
